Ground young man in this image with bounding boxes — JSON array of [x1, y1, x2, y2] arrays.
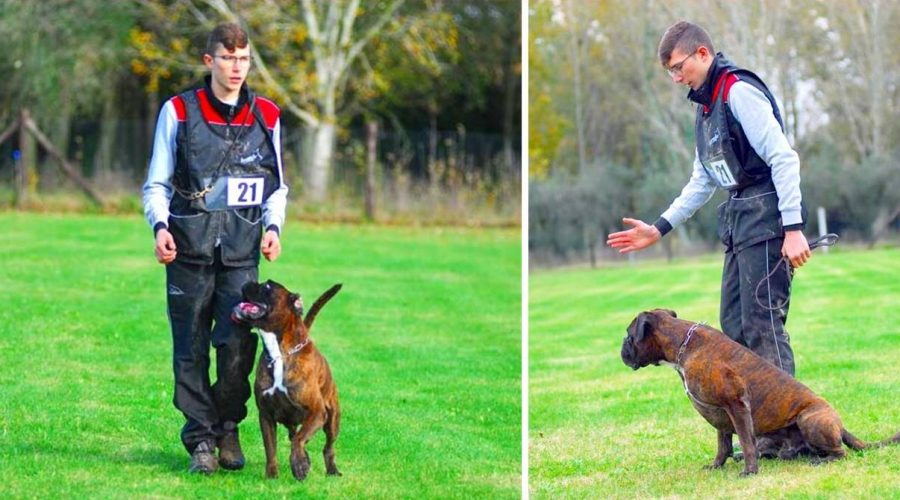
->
[[142, 22, 288, 474], [607, 21, 810, 378]]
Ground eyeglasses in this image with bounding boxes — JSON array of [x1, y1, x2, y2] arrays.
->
[[214, 54, 253, 67], [666, 51, 696, 77]]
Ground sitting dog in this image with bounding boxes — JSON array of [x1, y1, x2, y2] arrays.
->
[[232, 280, 343, 481], [621, 309, 899, 475]]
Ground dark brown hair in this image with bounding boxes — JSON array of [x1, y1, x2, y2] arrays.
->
[[205, 22, 249, 55], [658, 21, 714, 67]]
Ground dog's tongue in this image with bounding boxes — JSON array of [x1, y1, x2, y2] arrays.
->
[[239, 302, 260, 315]]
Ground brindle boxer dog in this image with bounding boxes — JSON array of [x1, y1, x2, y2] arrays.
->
[[621, 309, 900, 476], [232, 280, 342, 481]]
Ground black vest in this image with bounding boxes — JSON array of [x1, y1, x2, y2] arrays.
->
[[691, 54, 784, 191], [168, 87, 280, 266], [691, 55, 804, 251]]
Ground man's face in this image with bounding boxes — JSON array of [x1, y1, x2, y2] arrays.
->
[[203, 43, 252, 98], [665, 46, 710, 90]]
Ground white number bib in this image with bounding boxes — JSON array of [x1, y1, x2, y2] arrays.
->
[[227, 177, 265, 207], [706, 158, 738, 189]]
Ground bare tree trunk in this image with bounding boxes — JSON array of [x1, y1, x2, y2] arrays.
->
[[871, 205, 900, 244], [868, 0, 887, 158], [146, 89, 159, 149], [307, 120, 335, 203], [95, 92, 118, 178], [456, 123, 466, 172], [428, 111, 438, 174], [502, 20, 520, 172], [586, 228, 597, 268], [566, 0, 587, 174], [16, 109, 38, 206], [365, 120, 378, 220], [45, 94, 73, 190]]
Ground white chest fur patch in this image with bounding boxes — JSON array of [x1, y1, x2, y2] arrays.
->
[[259, 329, 288, 395]]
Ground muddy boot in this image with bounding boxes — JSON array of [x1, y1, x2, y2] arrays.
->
[[217, 421, 245, 470], [188, 441, 218, 475]]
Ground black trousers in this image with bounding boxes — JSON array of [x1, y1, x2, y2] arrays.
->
[[166, 252, 258, 453], [720, 237, 795, 376]]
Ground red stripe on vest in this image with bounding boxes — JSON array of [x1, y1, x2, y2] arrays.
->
[[195, 88, 250, 126], [702, 71, 740, 113], [254, 96, 280, 130], [171, 96, 187, 121]]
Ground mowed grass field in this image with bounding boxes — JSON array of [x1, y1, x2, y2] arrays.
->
[[530, 247, 900, 498], [0, 212, 521, 498]]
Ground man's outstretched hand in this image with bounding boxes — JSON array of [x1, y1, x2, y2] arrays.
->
[[606, 218, 661, 254]]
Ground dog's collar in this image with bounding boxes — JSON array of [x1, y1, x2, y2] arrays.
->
[[262, 335, 311, 366], [286, 337, 310, 356], [675, 322, 706, 366]]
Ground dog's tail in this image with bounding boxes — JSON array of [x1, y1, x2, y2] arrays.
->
[[842, 428, 900, 450], [876, 431, 900, 448], [841, 428, 867, 450], [304, 284, 342, 329]]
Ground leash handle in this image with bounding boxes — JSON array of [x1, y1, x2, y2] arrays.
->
[[754, 232, 840, 312], [808, 233, 839, 250]]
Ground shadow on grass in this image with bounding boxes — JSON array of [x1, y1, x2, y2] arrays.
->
[[120, 446, 189, 474], [12, 439, 187, 475]]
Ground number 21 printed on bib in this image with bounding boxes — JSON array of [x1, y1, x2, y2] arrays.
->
[[227, 177, 264, 207]]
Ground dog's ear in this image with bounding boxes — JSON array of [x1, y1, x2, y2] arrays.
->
[[290, 293, 304, 317], [662, 309, 677, 318], [628, 312, 653, 341]]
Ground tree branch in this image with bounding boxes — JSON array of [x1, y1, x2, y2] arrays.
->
[[344, 0, 404, 69], [182, 0, 211, 24], [338, 0, 360, 48], [251, 49, 320, 126], [301, 0, 325, 65], [324, 1, 342, 55], [0, 117, 19, 146], [200, 0, 234, 22]]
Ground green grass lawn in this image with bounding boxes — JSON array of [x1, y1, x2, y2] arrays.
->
[[0, 212, 521, 498], [530, 248, 900, 498]]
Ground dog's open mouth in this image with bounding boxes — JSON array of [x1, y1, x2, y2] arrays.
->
[[232, 301, 268, 322]]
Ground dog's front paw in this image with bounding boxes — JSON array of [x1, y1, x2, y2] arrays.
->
[[703, 463, 725, 470], [739, 466, 758, 476], [265, 463, 279, 479], [290, 458, 310, 481]]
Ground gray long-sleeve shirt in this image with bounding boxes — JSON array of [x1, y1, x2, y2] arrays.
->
[[660, 81, 803, 230]]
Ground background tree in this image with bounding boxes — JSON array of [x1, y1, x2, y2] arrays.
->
[[0, 0, 136, 193]]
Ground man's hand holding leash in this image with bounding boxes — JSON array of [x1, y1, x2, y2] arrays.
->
[[782, 230, 811, 268]]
